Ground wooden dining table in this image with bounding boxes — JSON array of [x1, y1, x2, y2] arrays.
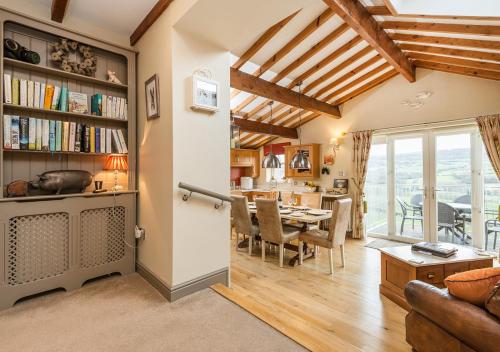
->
[[247, 202, 332, 266]]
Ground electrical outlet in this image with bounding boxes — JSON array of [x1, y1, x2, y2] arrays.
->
[[135, 226, 145, 240], [339, 171, 345, 177]]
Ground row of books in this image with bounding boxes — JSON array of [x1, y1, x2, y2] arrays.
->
[[3, 115, 128, 154], [3, 74, 127, 120]]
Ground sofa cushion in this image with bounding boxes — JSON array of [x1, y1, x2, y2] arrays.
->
[[485, 282, 500, 319], [444, 267, 500, 306]]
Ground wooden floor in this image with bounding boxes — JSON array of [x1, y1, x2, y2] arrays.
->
[[212, 236, 412, 352]]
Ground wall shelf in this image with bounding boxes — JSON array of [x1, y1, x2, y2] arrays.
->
[[3, 149, 126, 156], [0, 189, 138, 203]]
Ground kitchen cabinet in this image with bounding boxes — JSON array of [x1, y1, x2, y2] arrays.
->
[[284, 144, 320, 179], [231, 149, 260, 178]]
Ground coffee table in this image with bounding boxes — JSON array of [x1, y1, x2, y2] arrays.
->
[[379, 245, 495, 311]]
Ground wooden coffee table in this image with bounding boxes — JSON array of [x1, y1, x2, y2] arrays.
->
[[379, 245, 495, 311]]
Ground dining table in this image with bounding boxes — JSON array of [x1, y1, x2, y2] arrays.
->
[[247, 202, 332, 266]]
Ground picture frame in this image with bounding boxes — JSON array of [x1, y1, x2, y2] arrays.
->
[[191, 74, 219, 112], [333, 178, 349, 194], [145, 74, 160, 119]]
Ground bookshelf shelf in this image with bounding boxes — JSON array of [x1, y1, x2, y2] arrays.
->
[[3, 58, 128, 90], [4, 103, 128, 124], [2, 149, 126, 156], [0, 189, 138, 203]]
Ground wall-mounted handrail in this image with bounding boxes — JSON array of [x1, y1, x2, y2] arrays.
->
[[178, 182, 233, 209]]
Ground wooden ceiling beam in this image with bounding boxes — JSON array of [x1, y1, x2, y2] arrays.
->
[[380, 21, 500, 36], [399, 43, 500, 62], [322, 0, 415, 82], [408, 52, 500, 72], [232, 10, 300, 70], [367, 5, 500, 20], [51, 0, 69, 23], [414, 61, 500, 81], [366, 6, 391, 16], [130, 0, 174, 45], [230, 68, 341, 117], [389, 33, 500, 51], [232, 118, 298, 139]]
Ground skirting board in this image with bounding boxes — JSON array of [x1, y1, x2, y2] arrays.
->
[[136, 262, 229, 302]]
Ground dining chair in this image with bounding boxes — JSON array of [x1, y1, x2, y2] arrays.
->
[[397, 198, 423, 234], [300, 192, 321, 208], [231, 195, 260, 255], [453, 194, 471, 204], [298, 198, 352, 275], [320, 194, 349, 231], [255, 198, 301, 267], [438, 202, 466, 244]]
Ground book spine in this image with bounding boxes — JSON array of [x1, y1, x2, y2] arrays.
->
[[51, 86, 61, 110], [111, 129, 122, 154], [34, 81, 41, 108], [3, 115, 11, 149], [69, 122, 76, 152], [39, 83, 46, 108], [59, 87, 68, 112], [74, 123, 82, 152], [44, 85, 54, 109], [55, 120, 62, 151], [42, 119, 50, 151], [102, 94, 107, 117], [84, 125, 90, 153], [91, 95, 97, 116], [62, 121, 69, 151], [10, 116, 20, 149], [100, 127, 106, 154], [111, 96, 117, 118], [106, 96, 112, 117], [19, 116, 29, 149], [48, 120, 56, 151], [119, 97, 126, 119], [28, 117, 36, 150], [124, 102, 128, 120], [27, 80, 34, 107], [35, 118, 42, 150], [106, 128, 112, 153], [90, 126, 95, 153], [95, 127, 100, 153], [116, 129, 128, 154], [3, 74, 12, 104], [20, 79, 27, 106], [12, 78, 19, 105]]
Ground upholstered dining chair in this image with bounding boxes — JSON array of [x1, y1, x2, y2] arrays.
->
[[255, 198, 301, 267], [298, 198, 352, 275], [231, 195, 260, 255]]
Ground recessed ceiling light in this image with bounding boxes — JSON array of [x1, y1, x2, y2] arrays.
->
[[409, 101, 424, 109], [416, 90, 433, 100]]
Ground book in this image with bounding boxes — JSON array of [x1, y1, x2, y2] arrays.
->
[[27, 80, 34, 107], [3, 115, 11, 149], [111, 129, 122, 153], [39, 83, 46, 108], [42, 119, 50, 151], [124, 102, 128, 120], [10, 116, 20, 149], [100, 127, 106, 154], [3, 74, 12, 104], [68, 122, 76, 152], [106, 96, 112, 117], [34, 81, 41, 108], [90, 126, 95, 153], [102, 95, 107, 117], [75, 123, 82, 152], [411, 242, 458, 258], [96, 128, 101, 153], [19, 116, 29, 149], [55, 120, 62, 151], [83, 125, 90, 153], [116, 129, 128, 154], [44, 85, 54, 109], [35, 118, 42, 150], [28, 117, 36, 150], [106, 128, 112, 153], [68, 92, 88, 114], [119, 97, 126, 119], [91, 93, 102, 116], [59, 87, 68, 112], [111, 96, 117, 118], [19, 79, 27, 106], [51, 86, 61, 110], [49, 120, 56, 151], [62, 121, 69, 151], [12, 78, 19, 105]]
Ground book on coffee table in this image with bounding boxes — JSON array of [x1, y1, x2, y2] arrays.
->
[[411, 242, 458, 258]]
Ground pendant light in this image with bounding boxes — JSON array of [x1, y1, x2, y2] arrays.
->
[[262, 101, 281, 169], [290, 81, 311, 169]]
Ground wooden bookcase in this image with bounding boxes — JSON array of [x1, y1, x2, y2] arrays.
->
[[0, 9, 137, 310]]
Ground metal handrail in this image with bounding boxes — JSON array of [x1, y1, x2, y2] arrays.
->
[[178, 182, 233, 209]]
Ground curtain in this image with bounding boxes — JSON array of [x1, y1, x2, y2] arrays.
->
[[476, 115, 500, 180], [351, 130, 373, 239]]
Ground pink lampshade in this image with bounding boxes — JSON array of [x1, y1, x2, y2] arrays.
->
[[104, 155, 128, 171]]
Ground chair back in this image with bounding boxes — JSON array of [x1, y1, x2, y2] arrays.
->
[[320, 195, 347, 230], [396, 198, 407, 216], [453, 194, 471, 204], [256, 198, 283, 243], [231, 196, 252, 236], [410, 193, 423, 207], [438, 202, 456, 227], [328, 198, 352, 246], [281, 191, 294, 205], [300, 192, 321, 208]]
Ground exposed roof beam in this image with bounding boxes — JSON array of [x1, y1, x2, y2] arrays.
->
[[322, 0, 415, 82], [130, 0, 174, 46], [366, 6, 392, 16], [414, 61, 500, 81], [399, 43, 500, 62], [51, 0, 69, 23], [367, 5, 500, 20], [230, 68, 341, 117], [232, 10, 300, 70], [389, 33, 500, 51], [409, 53, 500, 72], [380, 21, 500, 36], [232, 118, 298, 139]]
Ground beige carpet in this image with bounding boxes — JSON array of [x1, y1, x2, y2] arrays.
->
[[0, 274, 305, 352]]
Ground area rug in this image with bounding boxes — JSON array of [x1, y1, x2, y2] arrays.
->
[[365, 238, 409, 250]]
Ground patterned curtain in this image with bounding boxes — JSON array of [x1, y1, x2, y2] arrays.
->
[[476, 115, 500, 180], [351, 130, 373, 239]]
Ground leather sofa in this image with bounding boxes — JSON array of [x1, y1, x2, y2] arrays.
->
[[404, 280, 500, 352]]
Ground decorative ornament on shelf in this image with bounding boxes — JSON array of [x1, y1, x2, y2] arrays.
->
[[107, 70, 122, 84], [49, 38, 97, 76]]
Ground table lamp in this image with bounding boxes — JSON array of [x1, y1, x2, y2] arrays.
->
[[104, 154, 128, 191]]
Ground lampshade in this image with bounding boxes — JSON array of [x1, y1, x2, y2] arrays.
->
[[262, 152, 281, 168], [104, 155, 128, 171], [289, 150, 311, 169]]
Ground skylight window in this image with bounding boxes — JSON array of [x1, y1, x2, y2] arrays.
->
[[386, 0, 500, 18]]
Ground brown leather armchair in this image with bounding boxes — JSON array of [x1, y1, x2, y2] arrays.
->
[[404, 280, 500, 352]]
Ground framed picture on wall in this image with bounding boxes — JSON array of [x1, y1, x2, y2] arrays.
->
[[191, 74, 219, 112], [145, 74, 160, 119], [333, 178, 349, 194]]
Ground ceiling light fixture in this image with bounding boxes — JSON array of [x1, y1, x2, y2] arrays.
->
[[289, 82, 311, 170], [261, 101, 281, 169], [416, 90, 433, 100]]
